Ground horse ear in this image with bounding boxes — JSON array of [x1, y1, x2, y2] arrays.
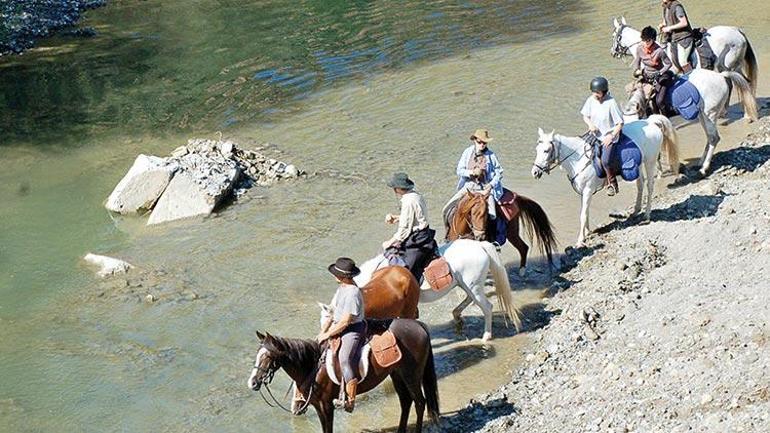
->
[[550, 129, 555, 137], [613, 17, 620, 29], [256, 330, 266, 341], [621, 16, 627, 25], [537, 127, 544, 136]]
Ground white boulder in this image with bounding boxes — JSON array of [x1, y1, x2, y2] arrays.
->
[[83, 253, 133, 277], [105, 155, 178, 214], [147, 153, 240, 225]]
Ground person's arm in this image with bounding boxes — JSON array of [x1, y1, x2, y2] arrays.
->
[[581, 99, 598, 132], [488, 153, 503, 189], [603, 101, 625, 145], [384, 196, 414, 248], [631, 49, 642, 75], [456, 148, 473, 178], [317, 313, 353, 341], [658, 49, 673, 75], [663, 6, 689, 32]]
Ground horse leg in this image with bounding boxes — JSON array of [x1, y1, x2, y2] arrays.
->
[[316, 402, 334, 433], [507, 217, 529, 276], [699, 114, 721, 175], [471, 284, 495, 341], [577, 191, 592, 247], [391, 374, 413, 433], [633, 174, 643, 216], [645, 160, 656, 221], [452, 294, 473, 330]]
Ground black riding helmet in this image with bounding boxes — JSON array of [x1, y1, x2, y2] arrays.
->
[[590, 76, 609, 93], [641, 26, 657, 41]]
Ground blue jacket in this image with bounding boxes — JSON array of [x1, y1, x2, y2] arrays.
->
[[456, 145, 504, 202]]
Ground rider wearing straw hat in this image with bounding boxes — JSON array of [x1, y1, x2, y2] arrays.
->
[[383, 172, 437, 282], [317, 257, 365, 412]]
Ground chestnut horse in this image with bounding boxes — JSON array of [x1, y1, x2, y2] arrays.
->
[[359, 265, 419, 319], [248, 321, 440, 433], [447, 190, 557, 276]]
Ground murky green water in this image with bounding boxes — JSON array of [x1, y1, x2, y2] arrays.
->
[[1, 0, 768, 432]]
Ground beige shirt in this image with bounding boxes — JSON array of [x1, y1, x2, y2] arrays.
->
[[389, 191, 429, 244]]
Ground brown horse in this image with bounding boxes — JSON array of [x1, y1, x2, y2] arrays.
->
[[447, 190, 557, 275], [248, 320, 440, 433], [360, 265, 419, 319]]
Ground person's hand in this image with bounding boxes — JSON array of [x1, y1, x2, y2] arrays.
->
[[483, 184, 492, 193], [661, 25, 670, 34], [633, 69, 643, 78], [316, 332, 328, 343], [382, 240, 393, 251], [602, 135, 614, 146], [658, 22, 665, 32], [588, 125, 600, 135], [471, 167, 483, 178], [384, 213, 398, 224]]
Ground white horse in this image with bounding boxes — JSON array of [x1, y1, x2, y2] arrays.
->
[[611, 17, 758, 94], [530, 115, 679, 247], [624, 68, 758, 176], [355, 239, 523, 341]]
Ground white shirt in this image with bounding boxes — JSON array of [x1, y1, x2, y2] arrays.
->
[[581, 94, 624, 143], [389, 191, 429, 244]]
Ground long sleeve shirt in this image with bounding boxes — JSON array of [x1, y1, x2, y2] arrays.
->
[[632, 44, 672, 77], [456, 146, 504, 202], [388, 191, 429, 245]]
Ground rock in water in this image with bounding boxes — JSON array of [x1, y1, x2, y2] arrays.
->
[[147, 153, 240, 225], [83, 253, 133, 277], [105, 155, 178, 214]]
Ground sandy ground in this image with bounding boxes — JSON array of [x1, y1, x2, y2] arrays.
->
[[434, 113, 770, 432]]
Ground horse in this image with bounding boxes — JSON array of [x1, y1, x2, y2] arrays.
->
[[248, 323, 440, 433], [623, 68, 758, 176], [531, 115, 679, 247], [610, 16, 758, 94], [446, 190, 557, 276], [357, 265, 420, 320], [357, 238, 524, 341]]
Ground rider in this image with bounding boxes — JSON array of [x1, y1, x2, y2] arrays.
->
[[660, 0, 694, 73], [446, 129, 504, 242], [383, 172, 437, 282], [632, 26, 675, 116], [317, 257, 365, 413], [581, 77, 624, 196]]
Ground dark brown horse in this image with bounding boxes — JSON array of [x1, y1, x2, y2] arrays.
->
[[248, 320, 440, 433], [447, 190, 557, 275]]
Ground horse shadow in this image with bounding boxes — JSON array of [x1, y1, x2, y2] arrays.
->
[[667, 142, 770, 188], [361, 399, 518, 433]]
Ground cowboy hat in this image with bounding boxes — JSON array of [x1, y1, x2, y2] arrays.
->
[[328, 257, 361, 278], [386, 172, 415, 190], [470, 129, 493, 143]]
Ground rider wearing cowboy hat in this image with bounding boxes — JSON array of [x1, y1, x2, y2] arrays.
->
[[383, 173, 437, 282], [317, 257, 365, 412]]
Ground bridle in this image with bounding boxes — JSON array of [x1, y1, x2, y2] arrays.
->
[[533, 136, 577, 175], [252, 350, 316, 415], [612, 23, 641, 59]]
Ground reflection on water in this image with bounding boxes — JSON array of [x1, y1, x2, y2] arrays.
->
[[0, 0, 584, 145]]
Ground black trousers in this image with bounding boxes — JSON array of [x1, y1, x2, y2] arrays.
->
[[400, 228, 437, 282]]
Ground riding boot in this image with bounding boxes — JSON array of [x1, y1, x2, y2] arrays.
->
[[344, 379, 358, 413], [606, 171, 619, 196]]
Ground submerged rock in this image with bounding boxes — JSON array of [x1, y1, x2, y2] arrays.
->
[[105, 154, 178, 214], [83, 253, 133, 277]]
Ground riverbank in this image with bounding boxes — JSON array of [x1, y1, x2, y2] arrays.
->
[[444, 114, 770, 432], [0, 0, 105, 55]]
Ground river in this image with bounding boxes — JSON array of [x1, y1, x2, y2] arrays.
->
[[1, 0, 767, 432]]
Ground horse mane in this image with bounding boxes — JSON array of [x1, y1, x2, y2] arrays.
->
[[264, 335, 322, 372]]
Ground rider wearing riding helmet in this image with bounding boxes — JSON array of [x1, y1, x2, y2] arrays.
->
[[383, 172, 437, 283], [632, 26, 675, 116], [317, 257, 365, 412], [660, 0, 694, 73], [581, 77, 624, 196]]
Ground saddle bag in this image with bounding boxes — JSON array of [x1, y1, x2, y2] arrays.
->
[[423, 258, 452, 291], [370, 331, 401, 368], [497, 189, 520, 221]]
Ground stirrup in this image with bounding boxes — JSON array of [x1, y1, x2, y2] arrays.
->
[[606, 183, 618, 196]]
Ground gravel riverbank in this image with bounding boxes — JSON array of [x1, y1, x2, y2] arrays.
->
[[0, 0, 105, 55], [441, 115, 770, 433]]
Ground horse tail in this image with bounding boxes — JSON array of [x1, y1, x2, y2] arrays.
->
[[418, 322, 440, 423], [721, 70, 759, 122], [514, 195, 557, 268], [738, 29, 758, 95], [479, 241, 524, 332], [648, 114, 680, 175]]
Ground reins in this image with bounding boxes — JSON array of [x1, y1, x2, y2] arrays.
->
[[254, 352, 320, 415], [536, 135, 593, 194], [612, 24, 641, 59]]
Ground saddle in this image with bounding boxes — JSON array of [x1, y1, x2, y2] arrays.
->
[[587, 133, 643, 182], [325, 319, 402, 385]]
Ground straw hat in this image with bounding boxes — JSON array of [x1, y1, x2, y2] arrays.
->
[[470, 129, 493, 143]]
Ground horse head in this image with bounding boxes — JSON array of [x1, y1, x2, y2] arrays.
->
[[611, 16, 635, 59], [532, 127, 556, 179], [317, 302, 334, 328], [247, 331, 280, 391], [623, 83, 647, 120], [456, 191, 489, 241]]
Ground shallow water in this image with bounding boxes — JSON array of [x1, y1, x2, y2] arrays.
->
[[1, 0, 768, 432]]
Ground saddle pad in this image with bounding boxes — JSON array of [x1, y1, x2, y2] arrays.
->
[[370, 331, 402, 369], [666, 77, 701, 121], [592, 134, 643, 182], [424, 257, 452, 291], [497, 188, 519, 221]]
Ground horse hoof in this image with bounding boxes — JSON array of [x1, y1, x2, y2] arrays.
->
[[482, 332, 493, 342], [518, 267, 526, 277]]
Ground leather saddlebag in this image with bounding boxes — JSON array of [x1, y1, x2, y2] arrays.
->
[[370, 331, 401, 368], [424, 257, 452, 291]]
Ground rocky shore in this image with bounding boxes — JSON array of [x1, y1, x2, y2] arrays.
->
[[0, 0, 105, 55], [442, 116, 770, 432]]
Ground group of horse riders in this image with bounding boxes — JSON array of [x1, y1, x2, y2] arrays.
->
[[314, 0, 708, 414]]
